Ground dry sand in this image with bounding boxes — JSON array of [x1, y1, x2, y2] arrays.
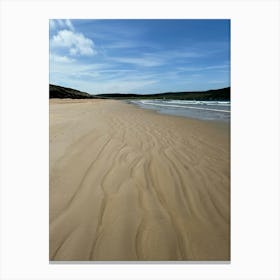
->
[[49, 99, 230, 261]]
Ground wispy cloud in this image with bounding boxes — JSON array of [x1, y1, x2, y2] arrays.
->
[[109, 49, 202, 68], [64, 19, 74, 31], [105, 41, 139, 49], [94, 78, 158, 93], [49, 19, 74, 31], [208, 80, 226, 84], [111, 55, 164, 67], [49, 53, 75, 63], [161, 49, 203, 59], [51, 71, 158, 94], [50, 19, 230, 93], [50, 59, 111, 77], [49, 19, 56, 30], [177, 64, 230, 72]]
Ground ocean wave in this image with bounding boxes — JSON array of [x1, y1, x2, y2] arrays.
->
[[139, 100, 230, 106], [130, 99, 231, 121]]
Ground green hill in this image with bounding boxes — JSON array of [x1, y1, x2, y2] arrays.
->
[[49, 84, 230, 101], [96, 87, 230, 100], [49, 84, 96, 99]]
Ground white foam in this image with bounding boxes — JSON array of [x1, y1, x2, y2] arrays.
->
[[139, 100, 230, 107], [137, 101, 230, 113]]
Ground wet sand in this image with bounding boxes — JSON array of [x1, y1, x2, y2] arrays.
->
[[49, 99, 230, 261]]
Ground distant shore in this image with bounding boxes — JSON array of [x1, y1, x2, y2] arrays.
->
[[49, 84, 230, 100], [49, 99, 230, 261]]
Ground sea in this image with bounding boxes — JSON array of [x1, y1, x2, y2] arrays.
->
[[129, 99, 230, 122]]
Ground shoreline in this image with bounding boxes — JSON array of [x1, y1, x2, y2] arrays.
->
[[49, 99, 230, 261], [126, 99, 230, 123]]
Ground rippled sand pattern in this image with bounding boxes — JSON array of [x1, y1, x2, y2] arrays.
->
[[49, 99, 230, 261]]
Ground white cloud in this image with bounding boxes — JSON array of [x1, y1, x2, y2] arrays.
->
[[57, 19, 65, 28], [65, 19, 74, 31], [49, 19, 74, 31], [49, 20, 56, 30], [51, 30, 96, 56]]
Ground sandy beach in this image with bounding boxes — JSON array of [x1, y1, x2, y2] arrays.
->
[[49, 99, 230, 261]]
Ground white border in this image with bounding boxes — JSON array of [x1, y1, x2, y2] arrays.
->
[[1, 0, 279, 279]]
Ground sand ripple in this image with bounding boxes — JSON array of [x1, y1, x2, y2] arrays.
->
[[49, 99, 230, 261]]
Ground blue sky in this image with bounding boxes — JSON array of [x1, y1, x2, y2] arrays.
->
[[49, 19, 230, 94]]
